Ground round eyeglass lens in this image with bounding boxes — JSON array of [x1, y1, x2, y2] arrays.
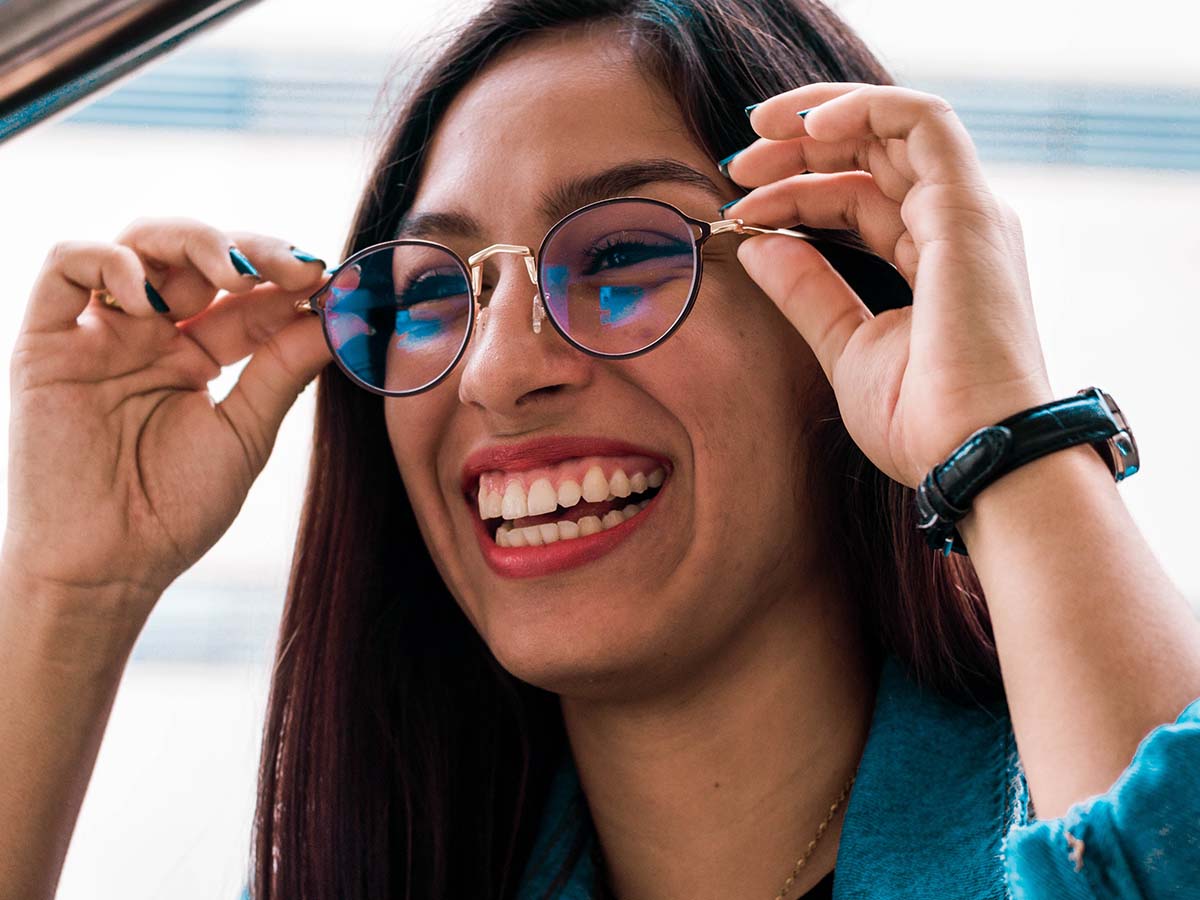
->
[[321, 242, 471, 393], [539, 199, 700, 356]]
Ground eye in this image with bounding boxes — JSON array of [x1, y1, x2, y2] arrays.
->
[[580, 232, 693, 277], [398, 269, 469, 306]]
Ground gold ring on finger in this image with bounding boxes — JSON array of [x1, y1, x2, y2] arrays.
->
[[92, 288, 124, 310]]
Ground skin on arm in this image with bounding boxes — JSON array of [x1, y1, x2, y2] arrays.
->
[[0, 574, 152, 898], [727, 82, 1200, 822]]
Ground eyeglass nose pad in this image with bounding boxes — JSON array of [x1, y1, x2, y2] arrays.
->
[[532, 291, 546, 335]]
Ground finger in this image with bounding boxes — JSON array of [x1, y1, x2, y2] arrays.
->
[[736, 233, 874, 388], [723, 135, 915, 204], [23, 240, 168, 333], [722, 171, 914, 280], [226, 231, 328, 291], [215, 315, 333, 469], [750, 83, 987, 190], [177, 283, 319, 367], [113, 217, 325, 321]]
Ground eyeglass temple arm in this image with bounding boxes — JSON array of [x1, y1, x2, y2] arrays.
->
[[709, 218, 816, 240], [708, 218, 886, 264]]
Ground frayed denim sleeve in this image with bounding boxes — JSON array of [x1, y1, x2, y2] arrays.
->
[[1001, 694, 1200, 899]]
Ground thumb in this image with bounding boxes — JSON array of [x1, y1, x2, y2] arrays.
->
[[216, 314, 332, 470], [737, 234, 873, 386]]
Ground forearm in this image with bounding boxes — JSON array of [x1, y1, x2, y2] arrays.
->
[[0, 569, 147, 899], [958, 443, 1200, 821]]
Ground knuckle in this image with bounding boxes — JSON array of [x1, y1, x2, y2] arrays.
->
[[920, 92, 957, 119], [115, 216, 155, 242], [45, 240, 76, 268]]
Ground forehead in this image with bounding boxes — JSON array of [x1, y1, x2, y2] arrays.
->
[[404, 25, 723, 239]]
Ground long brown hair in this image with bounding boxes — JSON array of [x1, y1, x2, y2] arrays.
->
[[251, 1, 1001, 897]]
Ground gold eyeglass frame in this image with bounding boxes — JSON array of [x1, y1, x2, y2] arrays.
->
[[293, 194, 860, 397]]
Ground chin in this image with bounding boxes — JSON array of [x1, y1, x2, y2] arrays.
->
[[476, 594, 672, 699]]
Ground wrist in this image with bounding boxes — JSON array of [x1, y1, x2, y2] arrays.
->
[[956, 442, 1115, 551], [914, 387, 1136, 556], [0, 559, 157, 674]]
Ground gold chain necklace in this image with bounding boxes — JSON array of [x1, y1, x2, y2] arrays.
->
[[772, 771, 856, 900]]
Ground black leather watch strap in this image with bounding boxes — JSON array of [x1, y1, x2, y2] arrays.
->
[[915, 387, 1139, 556]]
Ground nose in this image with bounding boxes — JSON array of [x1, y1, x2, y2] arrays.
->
[[457, 249, 593, 419]]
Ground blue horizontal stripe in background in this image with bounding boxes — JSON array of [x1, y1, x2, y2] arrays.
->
[[59, 47, 1200, 171]]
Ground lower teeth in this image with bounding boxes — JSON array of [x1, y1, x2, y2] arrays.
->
[[495, 500, 647, 547]]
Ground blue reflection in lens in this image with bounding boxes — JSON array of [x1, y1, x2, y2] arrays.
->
[[394, 307, 445, 346], [598, 285, 646, 324]]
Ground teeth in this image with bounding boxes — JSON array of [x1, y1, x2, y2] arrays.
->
[[478, 464, 669, 522], [527, 478, 557, 516], [501, 481, 528, 520], [521, 524, 544, 546], [622, 502, 640, 520], [578, 515, 602, 536], [601, 509, 624, 529], [507, 525, 527, 547], [557, 479, 582, 509], [558, 519, 580, 540], [582, 466, 609, 503], [538, 522, 560, 544], [609, 468, 631, 498]]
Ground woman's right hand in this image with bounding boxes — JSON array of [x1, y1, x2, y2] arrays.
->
[[2, 217, 334, 630]]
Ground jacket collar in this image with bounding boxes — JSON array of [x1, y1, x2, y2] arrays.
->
[[517, 654, 1025, 899]]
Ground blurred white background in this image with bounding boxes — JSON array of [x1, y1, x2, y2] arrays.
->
[[1, 0, 1198, 897]]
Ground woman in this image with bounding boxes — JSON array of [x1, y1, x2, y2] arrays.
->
[[2, 0, 1199, 898]]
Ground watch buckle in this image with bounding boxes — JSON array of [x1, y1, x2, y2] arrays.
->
[[1080, 387, 1140, 481]]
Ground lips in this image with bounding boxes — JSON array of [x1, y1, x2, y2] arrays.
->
[[458, 434, 672, 578]]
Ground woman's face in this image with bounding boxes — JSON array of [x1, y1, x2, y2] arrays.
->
[[385, 26, 830, 699]]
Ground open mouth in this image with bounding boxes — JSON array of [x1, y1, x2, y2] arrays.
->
[[469, 455, 668, 547]]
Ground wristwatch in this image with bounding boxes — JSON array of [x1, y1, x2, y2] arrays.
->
[[914, 387, 1139, 557]]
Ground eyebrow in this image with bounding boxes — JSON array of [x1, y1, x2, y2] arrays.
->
[[393, 158, 725, 240]]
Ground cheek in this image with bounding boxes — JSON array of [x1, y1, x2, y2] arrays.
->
[[663, 272, 820, 520], [384, 392, 457, 517]]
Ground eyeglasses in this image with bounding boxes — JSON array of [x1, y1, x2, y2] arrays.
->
[[295, 195, 854, 397]]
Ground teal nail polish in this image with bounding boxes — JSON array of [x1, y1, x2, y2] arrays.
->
[[796, 108, 813, 118], [717, 197, 742, 214], [717, 148, 745, 180], [743, 102, 760, 118], [229, 246, 261, 279], [290, 246, 326, 266], [145, 280, 170, 314]]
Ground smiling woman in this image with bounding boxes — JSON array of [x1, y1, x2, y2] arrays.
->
[[4, 1, 1200, 900]]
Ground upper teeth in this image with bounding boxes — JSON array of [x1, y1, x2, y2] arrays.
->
[[476, 461, 665, 522]]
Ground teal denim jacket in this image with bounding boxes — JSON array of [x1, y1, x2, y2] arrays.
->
[[516, 654, 1200, 899]]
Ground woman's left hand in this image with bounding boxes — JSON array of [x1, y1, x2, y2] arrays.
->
[[723, 82, 1054, 489]]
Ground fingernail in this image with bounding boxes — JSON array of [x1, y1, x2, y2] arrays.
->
[[717, 197, 742, 215], [229, 246, 262, 280], [717, 148, 746, 180], [743, 102, 760, 118], [290, 246, 326, 267], [145, 280, 170, 314], [796, 108, 813, 118]]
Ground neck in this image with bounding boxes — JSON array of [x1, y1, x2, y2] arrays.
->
[[559, 582, 876, 900]]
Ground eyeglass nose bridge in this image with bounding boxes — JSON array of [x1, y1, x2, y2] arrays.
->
[[466, 243, 546, 335]]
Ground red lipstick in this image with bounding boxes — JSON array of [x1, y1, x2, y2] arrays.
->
[[460, 436, 671, 579]]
